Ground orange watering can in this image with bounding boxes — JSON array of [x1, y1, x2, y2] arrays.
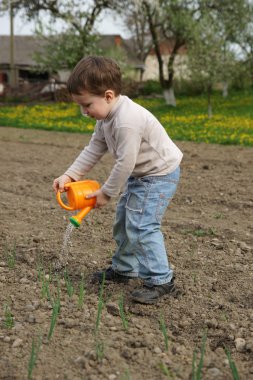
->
[[56, 180, 100, 227]]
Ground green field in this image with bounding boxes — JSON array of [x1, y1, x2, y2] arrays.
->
[[0, 90, 252, 146]]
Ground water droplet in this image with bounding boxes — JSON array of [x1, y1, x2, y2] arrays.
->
[[54, 223, 74, 272]]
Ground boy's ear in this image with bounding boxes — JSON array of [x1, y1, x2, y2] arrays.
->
[[104, 90, 115, 103]]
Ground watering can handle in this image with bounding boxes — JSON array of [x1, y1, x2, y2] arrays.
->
[[56, 190, 74, 211]]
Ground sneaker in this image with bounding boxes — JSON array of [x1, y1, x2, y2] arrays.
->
[[131, 279, 176, 304], [93, 266, 130, 284]]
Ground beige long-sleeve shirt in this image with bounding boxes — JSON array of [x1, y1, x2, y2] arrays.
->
[[65, 95, 183, 197]]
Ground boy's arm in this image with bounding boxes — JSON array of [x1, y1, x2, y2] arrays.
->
[[65, 125, 108, 181]]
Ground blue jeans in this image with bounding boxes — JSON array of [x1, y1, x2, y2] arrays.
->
[[112, 166, 180, 286]]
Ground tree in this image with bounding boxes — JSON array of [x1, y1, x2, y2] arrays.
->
[[1, 0, 119, 71], [138, 0, 199, 106], [120, 1, 153, 80], [187, 0, 251, 116], [121, 0, 252, 107], [242, 22, 253, 88], [32, 24, 100, 73], [188, 16, 236, 117], [234, 2, 253, 88], [6, 0, 117, 34]]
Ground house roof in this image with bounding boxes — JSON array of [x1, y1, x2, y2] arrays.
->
[[149, 38, 187, 55], [0, 35, 45, 66], [97, 34, 142, 66], [0, 34, 143, 68]]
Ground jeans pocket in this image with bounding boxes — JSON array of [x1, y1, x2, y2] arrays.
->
[[125, 192, 144, 213], [139, 176, 153, 185]]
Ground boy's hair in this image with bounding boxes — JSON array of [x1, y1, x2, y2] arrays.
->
[[67, 56, 122, 96]]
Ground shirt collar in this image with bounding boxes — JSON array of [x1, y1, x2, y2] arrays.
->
[[105, 95, 124, 121]]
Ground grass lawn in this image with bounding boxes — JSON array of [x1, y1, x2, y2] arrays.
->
[[0, 90, 252, 146]]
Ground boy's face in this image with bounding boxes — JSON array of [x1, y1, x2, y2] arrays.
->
[[72, 90, 116, 120]]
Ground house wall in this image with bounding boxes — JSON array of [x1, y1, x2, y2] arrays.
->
[[143, 54, 190, 81], [0, 68, 19, 87], [58, 70, 71, 82]]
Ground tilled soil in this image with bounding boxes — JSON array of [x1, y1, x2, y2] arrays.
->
[[0, 127, 252, 380]]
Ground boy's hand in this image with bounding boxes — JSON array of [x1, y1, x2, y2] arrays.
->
[[86, 189, 111, 208], [53, 174, 73, 193]]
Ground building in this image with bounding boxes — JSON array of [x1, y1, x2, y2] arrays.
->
[[142, 39, 188, 81], [0, 34, 144, 88], [0, 34, 187, 94], [0, 35, 49, 87]]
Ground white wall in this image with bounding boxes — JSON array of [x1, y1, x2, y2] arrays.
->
[[143, 54, 190, 81]]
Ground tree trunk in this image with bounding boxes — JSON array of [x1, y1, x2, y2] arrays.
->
[[222, 81, 228, 98], [144, 1, 165, 87], [163, 88, 176, 106], [139, 68, 144, 82], [163, 51, 177, 106], [251, 69, 253, 87], [163, 38, 184, 106], [144, 2, 185, 107], [207, 84, 212, 118]]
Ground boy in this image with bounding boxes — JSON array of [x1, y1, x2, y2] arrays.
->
[[53, 56, 183, 304]]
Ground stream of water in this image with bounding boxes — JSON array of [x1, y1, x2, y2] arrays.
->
[[54, 223, 75, 272]]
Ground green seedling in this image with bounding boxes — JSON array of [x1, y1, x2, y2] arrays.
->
[[191, 331, 207, 380], [107, 249, 114, 259], [46, 263, 53, 282], [28, 335, 42, 380], [183, 228, 216, 237], [95, 272, 105, 333], [37, 263, 43, 282], [158, 362, 174, 379], [95, 337, 105, 363], [159, 314, 169, 351], [188, 249, 196, 259], [192, 349, 198, 379], [40, 272, 51, 301], [207, 291, 212, 299], [214, 212, 224, 219], [36, 255, 45, 280], [64, 269, 74, 298], [48, 292, 61, 340], [209, 227, 217, 236], [193, 229, 207, 237], [3, 304, 14, 329], [78, 274, 85, 309], [119, 294, 128, 330], [224, 346, 240, 380], [221, 312, 229, 322], [53, 278, 61, 310], [5, 241, 16, 269], [191, 272, 198, 285], [120, 368, 131, 380]]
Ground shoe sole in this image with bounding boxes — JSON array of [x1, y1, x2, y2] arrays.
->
[[100, 278, 129, 284], [131, 296, 158, 304]]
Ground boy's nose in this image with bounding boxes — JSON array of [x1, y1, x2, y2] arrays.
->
[[80, 106, 88, 117]]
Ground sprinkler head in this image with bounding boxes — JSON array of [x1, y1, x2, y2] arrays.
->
[[69, 216, 81, 228]]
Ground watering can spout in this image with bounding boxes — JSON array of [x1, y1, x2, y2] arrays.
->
[[69, 207, 93, 228]]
